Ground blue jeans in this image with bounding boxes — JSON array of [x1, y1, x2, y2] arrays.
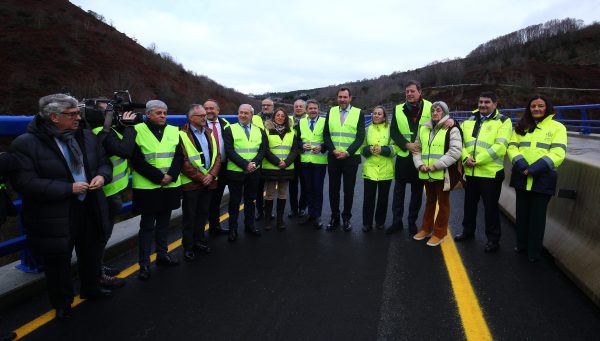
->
[[301, 163, 327, 218]]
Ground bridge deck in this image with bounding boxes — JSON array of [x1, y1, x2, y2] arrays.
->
[[2, 169, 600, 340]]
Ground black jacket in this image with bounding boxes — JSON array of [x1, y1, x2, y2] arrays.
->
[[9, 116, 112, 253], [223, 123, 268, 182], [130, 121, 183, 214], [323, 107, 365, 165], [261, 124, 299, 181]]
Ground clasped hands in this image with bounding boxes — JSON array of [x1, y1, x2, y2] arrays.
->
[[72, 175, 105, 194]]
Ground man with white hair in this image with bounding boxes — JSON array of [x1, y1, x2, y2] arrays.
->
[[10, 94, 113, 318], [223, 104, 267, 241], [130, 100, 183, 280]]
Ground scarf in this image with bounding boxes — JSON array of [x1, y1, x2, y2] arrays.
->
[[45, 122, 84, 172], [274, 123, 286, 135]]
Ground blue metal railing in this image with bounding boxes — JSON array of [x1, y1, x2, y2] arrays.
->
[[451, 104, 600, 135], [0, 105, 597, 271]]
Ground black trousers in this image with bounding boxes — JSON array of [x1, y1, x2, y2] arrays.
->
[[43, 199, 102, 309], [363, 179, 392, 226], [182, 188, 212, 250], [301, 163, 327, 218], [328, 159, 359, 220], [289, 159, 307, 212], [229, 171, 259, 231], [208, 170, 227, 229], [139, 211, 172, 266], [256, 177, 265, 215], [391, 179, 424, 229], [515, 189, 551, 260], [462, 175, 503, 242]]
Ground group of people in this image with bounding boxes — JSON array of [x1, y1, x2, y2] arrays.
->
[[0, 80, 567, 318]]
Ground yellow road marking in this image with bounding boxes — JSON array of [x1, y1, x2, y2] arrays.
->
[[13, 205, 243, 340], [439, 205, 493, 341]]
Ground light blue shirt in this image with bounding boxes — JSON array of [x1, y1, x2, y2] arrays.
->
[[340, 105, 352, 125], [191, 125, 211, 169]]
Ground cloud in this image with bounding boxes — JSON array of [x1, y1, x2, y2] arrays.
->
[[71, 0, 600, 93]]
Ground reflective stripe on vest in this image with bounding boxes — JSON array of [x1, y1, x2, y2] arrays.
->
[[92, 126, 130, 196], [362, 124, 395, 181], [179, 130, 218, 185], [132, 123, 181, 189], [418, 125, 447, 180], [328, 106, 361, 154], [227, 123, 263, 172], [262, 130, 295, 170], [394, 100, 432, 157], [299, 116, 327, 164], [461, 109, 510, 178]]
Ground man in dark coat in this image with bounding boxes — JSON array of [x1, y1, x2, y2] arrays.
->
[[10, 94, 113, 319]]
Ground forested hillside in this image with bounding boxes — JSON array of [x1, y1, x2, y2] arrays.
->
[[0, 0, 257, 115]]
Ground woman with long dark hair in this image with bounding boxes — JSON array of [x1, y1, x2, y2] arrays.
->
[[507, 95, 567, 262]]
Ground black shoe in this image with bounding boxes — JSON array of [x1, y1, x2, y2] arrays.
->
[[362, 225, 372, 232], [156, 254, 180, 266], [484, 242, 499, 253], [343, 219, 352, 232], [193, 243, 212, 254], [228, 229, 238, 242], [210, 224, 229, 235], [314, 219, 323, 230], [408, 222, 418, 235], [138, 265, 151, 280], [99, 273, 125, 289], [55, 307, 72, 320], [101, 265, 120, 277], [385, 223, 403, 235], [245, 227, 261, 236], [288, 209, 298, 218], [326, 217, 340, 230], [375, 224, 385, 230], [300, 216, 315, 226], [184, 250, 196, 262], [454, 232, 474, 242], [298, 209, 307, 218], [80, 288, 112, 300], [513, 246, 526, 254]]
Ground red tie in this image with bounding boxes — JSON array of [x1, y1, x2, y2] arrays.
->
[[212, 120, 220, 148]]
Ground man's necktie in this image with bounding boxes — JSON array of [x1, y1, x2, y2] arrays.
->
[[243, 124, 250, 139], [310, 119, 315, 131], [211, 120, 220, 148]]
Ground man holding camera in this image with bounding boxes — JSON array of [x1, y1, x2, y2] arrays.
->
[[88, 99, 139, 289]]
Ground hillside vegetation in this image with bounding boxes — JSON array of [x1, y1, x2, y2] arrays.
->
[[0, 0, 257, 115], [268, 19, 600, 111]]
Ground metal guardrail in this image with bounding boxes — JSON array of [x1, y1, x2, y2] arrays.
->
[[451, 104, 600, 135], [0, 105, 597, 271]]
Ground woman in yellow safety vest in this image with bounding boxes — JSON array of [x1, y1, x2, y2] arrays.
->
[[412, 101, 463, 246], [507, 95, 567, 262], [261, 108, 299, 230], [361, 106, 397, 232]]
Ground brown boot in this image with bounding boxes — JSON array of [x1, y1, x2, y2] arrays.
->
[[263, 200, 273, 230], [276, 199, 286, 229]]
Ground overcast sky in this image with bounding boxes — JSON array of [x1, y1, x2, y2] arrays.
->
[[71, 0, 599, 95]]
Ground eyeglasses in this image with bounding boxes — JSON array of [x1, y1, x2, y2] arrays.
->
[[61, 111, 81, 118]]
